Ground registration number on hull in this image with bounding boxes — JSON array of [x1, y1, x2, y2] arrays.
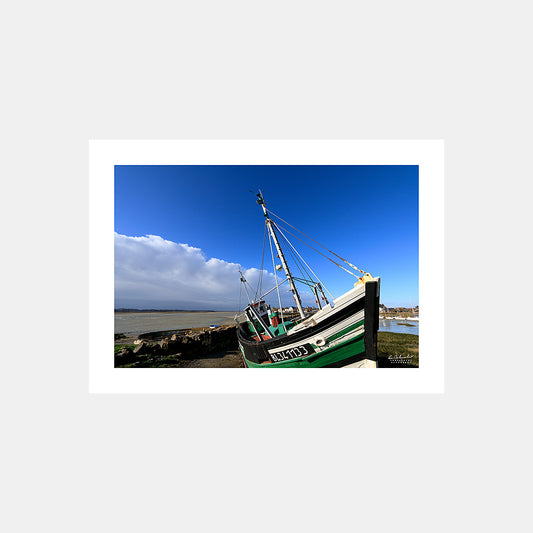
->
[[269, 343, 315, 363]]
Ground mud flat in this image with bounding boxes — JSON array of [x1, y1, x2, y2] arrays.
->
[[114, 311, 237, 335]]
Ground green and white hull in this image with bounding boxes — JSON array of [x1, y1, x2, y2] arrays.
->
[[237, 278, 380, 368]]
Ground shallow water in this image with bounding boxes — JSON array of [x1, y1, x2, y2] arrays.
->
[[379, 318, 419, 336], [114, 311, 238, 335]]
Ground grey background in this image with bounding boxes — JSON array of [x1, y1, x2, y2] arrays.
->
[[2, 1, 531, 532]]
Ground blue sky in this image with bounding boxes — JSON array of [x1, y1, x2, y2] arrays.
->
[[115, 165, 418, 310]]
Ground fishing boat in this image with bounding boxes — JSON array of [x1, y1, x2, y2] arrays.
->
[[235, 192, 380, 368]]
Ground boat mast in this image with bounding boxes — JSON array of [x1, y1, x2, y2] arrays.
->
[[256, 192, 305, 320]]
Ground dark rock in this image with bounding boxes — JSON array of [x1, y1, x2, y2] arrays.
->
[[125, 325, 239, 362], [150, 343, 162, 355], [133, 342, 154, 355], [115, 325, 240, 368], [168, 340, 182, 353], [115, 347, 136, 366], [158, 340, 180, 353]]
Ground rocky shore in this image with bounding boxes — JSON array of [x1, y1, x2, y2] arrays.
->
[[114, 324, 243, 368]]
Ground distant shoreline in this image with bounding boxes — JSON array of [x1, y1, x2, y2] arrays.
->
[[115, 309, 223, 313]]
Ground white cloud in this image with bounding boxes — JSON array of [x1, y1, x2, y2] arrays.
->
[[114, 233, 311, 310]]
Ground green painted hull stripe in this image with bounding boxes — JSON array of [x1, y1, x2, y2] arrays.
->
[[326, 319, 365, 343], [244, 332, 366, 368]]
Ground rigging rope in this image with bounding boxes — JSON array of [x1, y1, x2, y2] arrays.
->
[[239, 276, 242, 311], [273, 222, 337, 303], [266, 208, 366, 274], [254, 222, 267, 301], [239, 270, 253, 306], [272, 221, 360, 278], [285, 237, 314, 286], [267, 224, 286, 332]]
